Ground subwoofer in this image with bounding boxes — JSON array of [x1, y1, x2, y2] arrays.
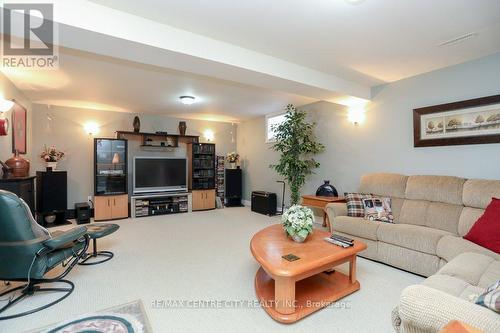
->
[[251, 191, 277, 216]]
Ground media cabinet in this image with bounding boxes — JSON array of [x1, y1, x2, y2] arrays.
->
[[131, 192, 192, 218]]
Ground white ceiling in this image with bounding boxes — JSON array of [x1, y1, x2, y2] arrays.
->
[[1, 49, 315, 122], [2, 0, 500, 122], [90, 0, 500, 83]]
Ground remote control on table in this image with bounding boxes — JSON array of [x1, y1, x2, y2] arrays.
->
[[324, 237, 350, 248]]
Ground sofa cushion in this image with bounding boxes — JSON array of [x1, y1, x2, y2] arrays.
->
[[331, 216, 381, 241], [398, 199, 429, 226], [344, 193, 372, 217], [463, 179, 500, 209], [358, 173, 408, 198], [405, 175, 466, 205], [459, 207, 486, 237], [437, 235, 500, 263], [422, 274, 485, 301], [437, 252, 496, 287], [377, 223, 451, 255], [464, 198, 500, 253]]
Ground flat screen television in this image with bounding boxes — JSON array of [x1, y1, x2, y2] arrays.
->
[[133, 157, 187, 194]]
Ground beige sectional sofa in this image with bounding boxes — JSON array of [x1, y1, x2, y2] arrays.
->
[[325, 173, 500, 276], [325, 173, 500, 333]]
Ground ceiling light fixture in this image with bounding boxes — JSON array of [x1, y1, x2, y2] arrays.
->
[[179, 96, 196, 105]]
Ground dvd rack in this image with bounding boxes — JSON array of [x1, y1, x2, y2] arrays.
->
[[131, 192, 192, 218], [216, 155, 225, 202]]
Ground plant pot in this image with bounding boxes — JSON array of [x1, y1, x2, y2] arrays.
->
[[47, 162, 57, 170], [292, 234, 307, 243]]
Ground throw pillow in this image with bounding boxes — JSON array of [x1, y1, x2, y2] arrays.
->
[[362, 197, 394, 223], [475, 280, 500, 313], [344, 193, 372, 217], [464, 197, 500, 253]]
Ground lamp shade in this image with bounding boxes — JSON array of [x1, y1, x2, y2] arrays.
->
[[0, 118, 8, 136], [112, 153, 120, 164]]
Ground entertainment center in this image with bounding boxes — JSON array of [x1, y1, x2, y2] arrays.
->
[[93, 131, 219, 220]]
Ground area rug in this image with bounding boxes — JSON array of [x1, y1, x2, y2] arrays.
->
[[26, 300, 152, 333]]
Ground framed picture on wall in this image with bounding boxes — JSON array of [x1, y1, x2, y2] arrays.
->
[[413, 94, 500, 147], [11, 102, 27, 154]]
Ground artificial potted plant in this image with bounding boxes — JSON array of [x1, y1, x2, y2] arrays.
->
[[270, 104, 324, 205], [40, 145, 65, 170]]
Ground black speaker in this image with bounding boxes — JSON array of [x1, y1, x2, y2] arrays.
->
[[36, 171, 68, 226], [225, 168, 242, 207], [251, 191, 277, 216], [75, 202, 91, 224]]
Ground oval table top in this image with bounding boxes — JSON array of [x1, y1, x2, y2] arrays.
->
[[250, 224, 367, 278]]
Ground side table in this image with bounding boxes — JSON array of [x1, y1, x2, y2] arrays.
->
[[301, 195, 346, 229]]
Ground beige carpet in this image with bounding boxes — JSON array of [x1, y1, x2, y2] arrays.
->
[[1, 207, 423, 333]]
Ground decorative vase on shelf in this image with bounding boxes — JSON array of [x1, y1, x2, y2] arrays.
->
[[133, 116, 141, 133], [47, 161, 57, 171], [315, 180, 338, 197], [5, 150, 30, 178], [229, 162, 236, 169], [178, 121, 187, 136]]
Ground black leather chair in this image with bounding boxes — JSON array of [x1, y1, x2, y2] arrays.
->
[[0, 190, 89, 320]]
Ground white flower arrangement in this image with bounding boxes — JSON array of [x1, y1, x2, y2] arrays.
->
[[282, 205, 314, 241]]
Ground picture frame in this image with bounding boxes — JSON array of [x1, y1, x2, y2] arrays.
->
[[413, 94, 500, 147], [11, 101, 27, 154]]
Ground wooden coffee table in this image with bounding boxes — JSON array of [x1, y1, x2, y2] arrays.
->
[[250, 224, 367, 323]]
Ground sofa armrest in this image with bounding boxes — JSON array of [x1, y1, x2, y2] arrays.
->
[[43, 226, 87, 250], [325, 202, 348, 220], [398, 285, 500, 333]]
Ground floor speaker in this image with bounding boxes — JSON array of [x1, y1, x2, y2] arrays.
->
[[225, 168, 242, 207], [36, 171, 68, 226]]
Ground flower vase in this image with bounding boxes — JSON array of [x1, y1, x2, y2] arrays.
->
[[47, 162, 57, 170], [229, 162, 236, 169], [292, 234, 306, 243]]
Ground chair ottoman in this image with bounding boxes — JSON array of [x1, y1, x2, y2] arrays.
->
[[79, 223, 119, 265]]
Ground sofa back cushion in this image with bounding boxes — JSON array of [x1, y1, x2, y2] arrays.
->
[[359, 173, 408, 198], [405, 175, 465, 205]]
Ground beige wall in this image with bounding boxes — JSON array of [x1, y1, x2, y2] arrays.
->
[[0, 71, 33, 165], [237, 53, 500, 208], [32, 104, 237, 208]]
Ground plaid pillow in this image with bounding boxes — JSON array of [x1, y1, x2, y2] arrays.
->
[[476, 280, 500, 313], [344, 192, 373, 217]]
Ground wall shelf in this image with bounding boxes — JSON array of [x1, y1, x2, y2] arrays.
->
[[116, 131, 199, 147]]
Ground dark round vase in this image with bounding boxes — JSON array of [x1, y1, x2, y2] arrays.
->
[[316, 180, 338, 197], [133, 116, 141, 133]]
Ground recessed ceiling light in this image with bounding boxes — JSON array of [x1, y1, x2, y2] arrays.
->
[[345, 0, 365, 4], [180, 96, 195, 105]]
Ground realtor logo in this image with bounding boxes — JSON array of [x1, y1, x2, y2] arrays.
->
[[1, 3, 58, 69]]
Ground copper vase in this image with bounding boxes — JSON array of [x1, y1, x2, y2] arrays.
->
[[5, 150, 30, 178]]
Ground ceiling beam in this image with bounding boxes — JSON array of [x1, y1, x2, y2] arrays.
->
[[3, 0, 371, 106]]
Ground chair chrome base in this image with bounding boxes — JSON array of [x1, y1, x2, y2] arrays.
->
[[0, 279, 74, 321], [79, 250, 114, 265], [79, 238, 114, 265]]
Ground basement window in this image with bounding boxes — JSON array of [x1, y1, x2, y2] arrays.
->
[[266, 113, 286, 143]]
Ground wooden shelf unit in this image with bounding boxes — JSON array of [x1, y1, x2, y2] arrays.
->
[[187, 143, 216, 211], [116, 131, 199, 148]]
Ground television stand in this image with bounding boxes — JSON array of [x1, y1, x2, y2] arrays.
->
[[131, 192, 192, 218]]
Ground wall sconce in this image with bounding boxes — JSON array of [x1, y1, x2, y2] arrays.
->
[[203, 129, 214, 142], [83, 122, 99, 135], [0, 99, 14, 113], [347, 107, 366, 126]]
